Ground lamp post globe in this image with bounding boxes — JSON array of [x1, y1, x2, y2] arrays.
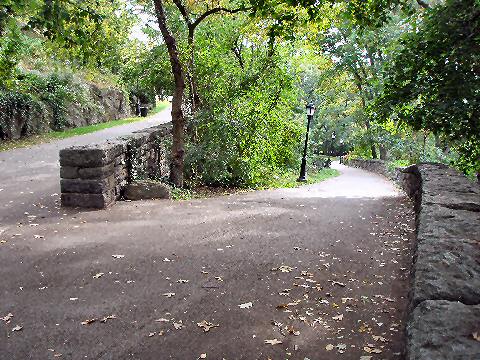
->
[[298, 103, 315, 182]]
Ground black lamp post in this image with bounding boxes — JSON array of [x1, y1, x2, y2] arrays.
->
[[298, 103, 315, 182]]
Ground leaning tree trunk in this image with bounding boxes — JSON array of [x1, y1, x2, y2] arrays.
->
[[187, 28, 201, 112], [153, 0, 186, 187]]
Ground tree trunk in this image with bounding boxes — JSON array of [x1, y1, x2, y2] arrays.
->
[[153, 0, 186, 187], [379, 145, 387, 160], [359, 95, 377, 159], [187, 28, 201, 112]]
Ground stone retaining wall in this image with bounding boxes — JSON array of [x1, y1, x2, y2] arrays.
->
[[346, 159, 480, 359], [59, 124, 171, 209]]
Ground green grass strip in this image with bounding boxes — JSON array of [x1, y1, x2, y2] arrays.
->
[[0, 101, 170, 152], [261, 168, 340, 189]]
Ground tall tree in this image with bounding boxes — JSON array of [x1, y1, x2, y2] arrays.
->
[[372, 0, 480, 174], [152, 0, 186, 187], [150, 0, 250, 187]]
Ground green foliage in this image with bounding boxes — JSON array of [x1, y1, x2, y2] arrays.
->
[[183, 16, 304, 188], [0, 0, 140, 140], [186, 70, 304, 188], [121, 42, 173, 105], [28, 0, 136, 71], [372, 0, 480, 172], [0, 69, 97, 139]]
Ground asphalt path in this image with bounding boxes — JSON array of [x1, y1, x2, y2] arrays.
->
[[0, 113, 414, 359]]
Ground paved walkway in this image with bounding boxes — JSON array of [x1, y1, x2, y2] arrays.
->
[[0, 109, 171, 229], [0, 142, 415, 360]]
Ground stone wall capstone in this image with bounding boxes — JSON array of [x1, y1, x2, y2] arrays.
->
[[59, 123, 171, 209], [345, 158, 480, 359]]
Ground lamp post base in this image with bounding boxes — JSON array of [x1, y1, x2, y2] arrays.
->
[[297, 158, 307, 182]]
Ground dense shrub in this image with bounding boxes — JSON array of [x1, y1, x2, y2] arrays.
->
[[183, 24, 304, 188]]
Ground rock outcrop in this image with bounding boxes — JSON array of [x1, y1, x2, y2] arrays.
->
[[66, 84, 129, 128]]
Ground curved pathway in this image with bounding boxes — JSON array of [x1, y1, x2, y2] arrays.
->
[[0, 152, 414, 359], [0, 109, 171, 229]]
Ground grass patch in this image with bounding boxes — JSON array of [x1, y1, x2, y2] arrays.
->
[[169, 167, 340, 201], [0, 101, 170, 152], [261, 167, 340, 189]]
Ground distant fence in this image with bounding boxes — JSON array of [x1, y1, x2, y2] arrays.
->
[[59, 124, 171, 209]]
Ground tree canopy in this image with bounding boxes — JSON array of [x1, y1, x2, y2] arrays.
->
[[1, 0, 479, 183]]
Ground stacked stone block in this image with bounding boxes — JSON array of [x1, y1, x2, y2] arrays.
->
[[59, 124, 171, 209]]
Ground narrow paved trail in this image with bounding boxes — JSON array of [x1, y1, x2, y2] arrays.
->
[[0, 148, 415, 360], [0, 109, 171, 229]]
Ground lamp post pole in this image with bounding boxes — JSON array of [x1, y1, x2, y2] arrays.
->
[[298, 103, 315, 182]]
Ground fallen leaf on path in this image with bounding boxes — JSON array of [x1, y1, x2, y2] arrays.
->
[[288, 326, 300, 336], [197, 320, 219, 332], [372, 335, 387, 342], [155, 318, 170, 322], [1, 313, 13, 322], [163, 292, 176, 298], [276, 300, 301, 309], [148, 332, 156, 337], [239, 302, 253, 309], [332, 314, 344, 321], [279, 266, 293, 273], [12, 325, 23, 332], [173, 321, 183, 330], [364, 347, 382, 354], [325, 344, 334, 351], [100, 315, 116, 323], [93, 273, 104, 279], [81, 319, 96, 325], [264, 339, 282, 345], [214, 277, 223, 282], [198, 354, 207, 359]]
